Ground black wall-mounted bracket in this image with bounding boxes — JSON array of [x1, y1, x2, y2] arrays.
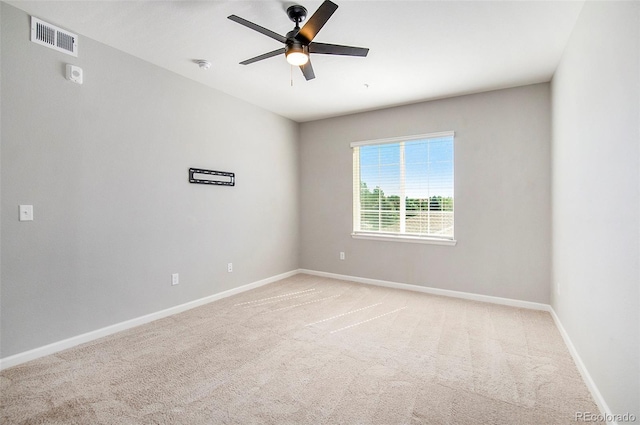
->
[[189, 168, 235, 186]]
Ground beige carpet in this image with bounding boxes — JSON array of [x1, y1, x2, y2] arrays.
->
[[1, 274, 602, 424]]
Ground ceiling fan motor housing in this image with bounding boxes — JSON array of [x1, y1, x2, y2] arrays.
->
[[285, 29, 308, 55]]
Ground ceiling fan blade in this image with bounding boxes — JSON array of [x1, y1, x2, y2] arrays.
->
[[300, 60, 315, 81], [295, 0, 338, 44], [228, 15, 287, 44], [309, 42, 369, 57], [239, 48, 286, 65]]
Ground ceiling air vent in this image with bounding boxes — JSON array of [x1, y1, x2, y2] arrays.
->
[[30, 16, 78, 57]]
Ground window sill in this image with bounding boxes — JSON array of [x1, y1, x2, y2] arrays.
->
[[351, 232, 457, 246]]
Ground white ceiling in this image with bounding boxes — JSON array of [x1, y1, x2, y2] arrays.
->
[[8, 1, 585, 122]]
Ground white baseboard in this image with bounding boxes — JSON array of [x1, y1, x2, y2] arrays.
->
[[548, 308, 617, 425], [298, 269, 550, 311], [0, 270, 298, 371]]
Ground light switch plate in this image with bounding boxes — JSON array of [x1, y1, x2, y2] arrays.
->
[[19, 205, 33, 221]]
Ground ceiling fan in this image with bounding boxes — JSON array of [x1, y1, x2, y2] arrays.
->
[[228, 0, 369, 81]]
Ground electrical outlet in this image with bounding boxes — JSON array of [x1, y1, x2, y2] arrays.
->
[[227, 263, 233, 273], [172, 273, 179, 286], [339, 252, 345, 260]]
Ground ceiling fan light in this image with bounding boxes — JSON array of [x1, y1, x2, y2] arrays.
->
[[286, 51, 309, 66], [285, 43, 309, 66]]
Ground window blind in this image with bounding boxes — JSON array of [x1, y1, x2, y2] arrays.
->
[[352, 132, 454, 240]]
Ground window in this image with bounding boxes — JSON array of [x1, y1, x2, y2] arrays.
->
[[351, 131, 455, 245]]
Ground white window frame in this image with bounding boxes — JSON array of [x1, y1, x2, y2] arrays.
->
[[351, 131, 456, 246]]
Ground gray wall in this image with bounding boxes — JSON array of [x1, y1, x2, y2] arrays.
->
[[0, 3, 299, 358], [299, 84, 551, 304], [551, 1, 639, 417]]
